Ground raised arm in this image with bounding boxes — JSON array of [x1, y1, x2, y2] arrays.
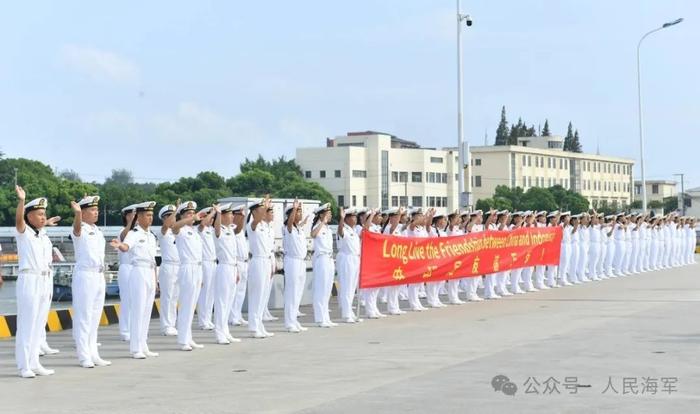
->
[[214, 205, 223, 238], [120, 213, 136, 241], [337, 207, 345, 238], [71, 201, 82, 237], [15, 186, 26, 233], [286, 199, 298, 233]]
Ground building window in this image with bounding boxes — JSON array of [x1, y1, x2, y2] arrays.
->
[[335, 170, 341, 178], [522, 155, 527, 166], [528, 156, 532, 167], [391, 196, 398, 207], [528, 176, 532, 187], [652, 184, 659, 194], [399, 172, 408, 183], [635, 185, 641, 195], [412, 196, 422, 207], [399, 196, 407, 206], [559, 159, 563, 169], [474, 158, 482, 166], [338, 195, 344, 206], [411, 172, 422, 182], [441, 173, 448, 183], [474, 176, 482, 187], [381, 150, 389, 210], [442, 197, 448, 207], [352, 195, 356, 206], [391, 171, 398, 182], [352, 170, 367, 178], [363, 195, 367, 207], [305, 171, 311, 178], [535, 157, 539, 168], [430, 156, 444, 164], [427, 196, 435, 207], [523, 177, 527, 188], [320, 170, 326, 178]]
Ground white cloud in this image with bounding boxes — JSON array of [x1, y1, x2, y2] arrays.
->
[[61, 44, 139, 84]]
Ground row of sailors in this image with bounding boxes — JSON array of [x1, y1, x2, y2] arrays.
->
[[10, 184, 697, 378]]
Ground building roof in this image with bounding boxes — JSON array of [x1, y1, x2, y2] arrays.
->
[[686, 186, 700, 194], [470, 144, 634, 163], [633, 180, 676, 185]]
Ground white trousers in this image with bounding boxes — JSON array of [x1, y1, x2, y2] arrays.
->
[[336, 253, 360, 319], [247, 257, 272, 334], [72, 270, 106, 363], [312, 255, 335, 324], [117, 263, 132, 338], [604, 242, 615, 275], [15, 272, 51, 371], [613, 241, 626, 274], [386, 286, 401, 313], [363, 288, 380, 316], [158, 262, 179, 332], [197, 260, 217, 327], [229, 261, 248, 324], [533, 266, 545, 288], [425, 281, 443, 306], [483, 274, 497, 297], [129, 266, 155, 355], [577, 243, 588, 281], [588, 242, 601, 279], [558, 243, 572, 283], [407, 283, 423, 309], [214, 263, 238, 342], [284, 257, 307, 328], [176, 263, 202, 346], [446, 279, 461, 302]]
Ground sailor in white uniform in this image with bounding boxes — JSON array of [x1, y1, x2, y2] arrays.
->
[[71, 195, 111, 368], [212, 203, 241, 344], [156, 204, 179, 336], [197, 207, 217, 330], [111, 201, 159, 359], [531, 210, 548, 290], [464, 210, 486, 300], [557, 212, 573, 286], [587, 212, 602, 281], [360, 209, 385, 318], [602, 215, 616, 278], [613, 214, 628, 276], [13, 188, 58, 378], [172, 201, 205, 351], [283, 200, 309, 332], [261, 207, 279, 322], [117, 204, 136, 341], [247, 198, 276, 337], [507, 212, 526, 294], [576, 213, 590, 282], [544, 211, 560, 288], [404, 208, 436, 308], [426, 213, 448, 307], [446, 211, 467, 304], [229, 204, 250, 326], [311, 203, 337, 327], [382, 208, 407, 314], [336, 207, 363, 322]]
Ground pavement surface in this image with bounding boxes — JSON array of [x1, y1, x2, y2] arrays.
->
[[1, 260, 699, 414]]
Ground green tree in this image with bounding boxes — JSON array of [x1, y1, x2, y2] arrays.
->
[[105, 169, 134, 185], [630, 200, 643, 209], [495, 106, 510, 146], [542, 119, 551, 136], [563, 122, 574, 151], [648, 200, 664, 210], [662, 196, 678, 213], [571, 129, 583, 153], [522, 187, 558, 211]]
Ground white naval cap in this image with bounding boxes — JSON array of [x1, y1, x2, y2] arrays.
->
[[547, 210, 560, 218], [25, 197, 48, 212], [459, 210, 470, 217], [219, 202, 233, 213], [248, 199, 264, 210], [121, 204, 137, 214], [158, 204, 176, 219], [535, 210, 547, 217], [313, 203, 331, 214], [409, 207, 423, 216], [383, 207, 399, 215], [176, 201, 197, 215], [134, 201, 156, 212], [469, 209, 483, 217], [77, 195, 100, 209], [198, 206, 212, 215], [604, 214, 616, 220], [230, 204, 246, 213], [561, 211, 571, 217], [344, 207, 357, 215]]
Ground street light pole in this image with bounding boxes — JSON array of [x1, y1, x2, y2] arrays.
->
[[456, 0, 472, 210], [636, 17, 683, 213]]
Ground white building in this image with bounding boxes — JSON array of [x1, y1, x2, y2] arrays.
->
[[297, 132, 635, 212], [633, 180, 677, 203], [296, 131, 459, 212], [685, 187, 700, 218], [469, 135, 635, 208]]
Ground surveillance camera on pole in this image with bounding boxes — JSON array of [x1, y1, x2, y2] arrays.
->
[[456, 1, 473, 209]]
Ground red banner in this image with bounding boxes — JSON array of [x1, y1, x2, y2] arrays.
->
[[359, 227, 562, 289]]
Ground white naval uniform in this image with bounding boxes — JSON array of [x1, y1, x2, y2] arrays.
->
[[558, 224, 573, 285], [197, 225, 217, 328], [446, 227, 465, 303], [507, 224, 525, 294], [603, 224, 616, 277], [156, 228, 179, 333], [424, 227, 447, 307], [382, 224, 404, 314], [247, 221, 273, 335], [576, 225, 589, 282], [532, 222, 547, 290], [613, 223, 627, 276], [117, 232, 132, 340], [362, 223, 384, 317], [229, 229, 250, 325], [175, 225, 203, 346], [14, 227, 53, 373], [213, 224, 238, 342], [283, 224, 307, 329], [71, 222, 107, 365], [545, 223, 559, 287], [630, 226, 640, 274], [262, 222, 276, 320], [312, 222, 335, 324], [337, 223, 361, 320], [123, 225, 158, 355], [588, 224, 602, 280], [404, 226, 431, 308], [569, 226, 581, 284], [465, 224, 485, 298]]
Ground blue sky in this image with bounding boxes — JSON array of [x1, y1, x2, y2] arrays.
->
[[0, 1, 697, 189]]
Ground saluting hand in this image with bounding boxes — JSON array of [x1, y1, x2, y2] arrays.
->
[[46, 216, 62, 226], [70, 201, 81, 214], [15, 185, 26, 201]]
